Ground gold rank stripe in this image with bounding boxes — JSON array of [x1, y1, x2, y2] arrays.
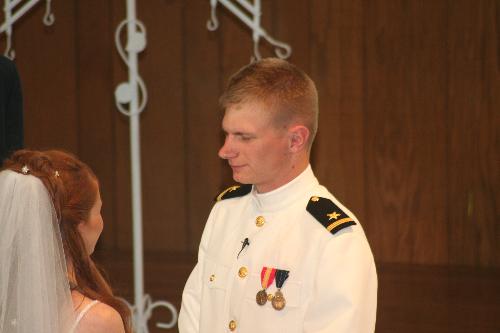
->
[[216, 185, 240, 201], [326, 218, 354, 232]]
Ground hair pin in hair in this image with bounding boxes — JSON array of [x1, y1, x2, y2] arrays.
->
[[21, 165, 30, 175], [54, 170, 60, 178]]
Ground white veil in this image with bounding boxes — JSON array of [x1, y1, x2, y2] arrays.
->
[[0, 170, 75, 333]]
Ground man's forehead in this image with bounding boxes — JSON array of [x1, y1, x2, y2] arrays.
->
[[225, 99, 270, 112], [222, 103, 272, 131], [221, 113, 255, 133]]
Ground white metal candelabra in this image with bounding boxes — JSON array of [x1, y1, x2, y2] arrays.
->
[[0, 0, 54, 59], [207, 0, 292, 60], [114, 0, 177, 331]]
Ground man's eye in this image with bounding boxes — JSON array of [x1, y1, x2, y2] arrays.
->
[[240, 136, 253, 141]]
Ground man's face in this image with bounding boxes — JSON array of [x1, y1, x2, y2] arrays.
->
[[218, 101, 292, 193]]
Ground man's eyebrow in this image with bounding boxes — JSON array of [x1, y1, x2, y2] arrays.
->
[[222, 129, 252, 136]]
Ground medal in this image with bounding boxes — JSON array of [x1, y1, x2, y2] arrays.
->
[[272, 269, 289, 311], [256, 289, 268, 305], [256, 267, 276, 306], [272, 290, 286, 310]]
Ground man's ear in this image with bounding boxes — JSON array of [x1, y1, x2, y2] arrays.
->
[[288, 125, 310, 153]]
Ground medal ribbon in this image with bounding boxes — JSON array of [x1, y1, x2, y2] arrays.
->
[[260, 267, 276, 289], [275, 269, 289, 289]]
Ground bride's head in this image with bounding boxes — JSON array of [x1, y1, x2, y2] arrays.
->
[[3, 149, 130, 332], [4, 149, 102, 260]]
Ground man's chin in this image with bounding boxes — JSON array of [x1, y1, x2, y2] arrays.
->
[[232, 172, 251, 185]]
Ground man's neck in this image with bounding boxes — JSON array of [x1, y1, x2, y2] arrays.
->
[[255, 158, 309, 193]]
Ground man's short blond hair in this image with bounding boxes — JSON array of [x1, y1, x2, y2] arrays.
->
[[219, 58, 319, 148]]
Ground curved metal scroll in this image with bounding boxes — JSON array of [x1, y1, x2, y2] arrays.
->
[[207, 0, 292, 60], [0, 0, 55, 59], [119, 295, 178, 332], [114, 1, 178, 332]]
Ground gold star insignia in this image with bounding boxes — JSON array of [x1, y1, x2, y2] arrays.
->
[[327, 211, 341, 220]]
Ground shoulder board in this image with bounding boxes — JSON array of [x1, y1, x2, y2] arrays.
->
[[215, 184, 252, 202], [306, 196, 356, 235]]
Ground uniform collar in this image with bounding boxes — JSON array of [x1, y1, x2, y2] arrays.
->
[[251, 165, 318, 212]]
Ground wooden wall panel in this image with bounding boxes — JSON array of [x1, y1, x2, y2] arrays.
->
[[363, 1, 448, 264], [447, 0, 499, 266], [75, 0, 117, 249], [271, 0, 310, 69], [138, 0, 187, 252], [5, 0, 498, 267], [15, 0, 78, 152], [111, 0, 134, 253], [309, 0, 366, 225], [183, 1, 225, 253]]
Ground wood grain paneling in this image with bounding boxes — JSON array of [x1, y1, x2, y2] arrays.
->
[[111, 0, 134, 252], [139, 0, 187, 252], [75, 0, 117, 248], [14, 0, 78, 152], [183, 1, 225, 253], [7, 0, 498, 267], [310, 0, 366, 225], [447, 0, 499, 266], [364, 1, 448, 264], [271, 0, 310, 69]]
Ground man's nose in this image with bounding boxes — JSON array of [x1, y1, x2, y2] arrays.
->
[[218, 136, 237, 160]]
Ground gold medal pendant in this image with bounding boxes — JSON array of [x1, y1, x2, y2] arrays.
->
[[272, 269, 290, 311], [257, 267, 276, 306], [272, 289, 286, 310], [256, 289, 268, 305]]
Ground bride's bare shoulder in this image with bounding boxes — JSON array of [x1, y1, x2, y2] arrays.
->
[[81, 302, 125, 333], [73, 293, 125, 333]]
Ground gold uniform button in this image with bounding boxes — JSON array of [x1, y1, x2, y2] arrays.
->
[[209, 274, 215, 282], [229, 320, 237, 331], [238, 266, 248, 278], [267, 293, 274, 301], [255, 216, 265, 227], [311, 196, 320, 202]]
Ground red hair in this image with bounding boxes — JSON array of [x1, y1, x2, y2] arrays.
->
[[220, 58, 319, 148], [3, 149, 131, 333]]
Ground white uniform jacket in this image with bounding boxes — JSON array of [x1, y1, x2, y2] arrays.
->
[[179, 166, 377, 333]]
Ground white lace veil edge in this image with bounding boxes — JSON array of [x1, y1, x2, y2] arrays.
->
[[0, 170, 75, 333]]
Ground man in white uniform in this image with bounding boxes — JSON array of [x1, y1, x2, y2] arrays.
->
[[179, 58, 377, 333]]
